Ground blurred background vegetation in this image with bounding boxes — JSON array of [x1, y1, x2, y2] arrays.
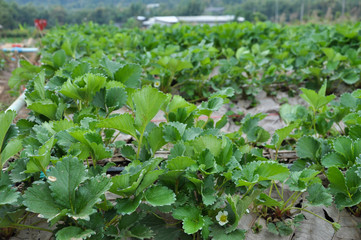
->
[[0, 0, 360, 34]]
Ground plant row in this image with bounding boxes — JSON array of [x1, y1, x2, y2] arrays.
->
[[2, 47, 361, 239], [10, 21, 361, 101]]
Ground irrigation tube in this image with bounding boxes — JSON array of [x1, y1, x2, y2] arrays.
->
[[6, 92, 26, 113]]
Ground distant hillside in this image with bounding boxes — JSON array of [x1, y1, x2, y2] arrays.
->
[[6, 0, 173, 9]]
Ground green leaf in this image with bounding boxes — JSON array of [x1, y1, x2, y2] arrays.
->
[[92, 88, 106, 109], [211, 227, 246, 240], [133, 86, 168, 132], [1, 138, 22, 168], [23, 182, 62, 220], [201, 175, 216, 206], [106, 87, 127, 111], [55, 226, 95, 240], [26, 136, 57, 173], [340, 93, 358, 109], [25, 157, 111, 222], [172, 205, 201, 220], [226, 190, 260, 233], [343, 112, 361, 126], [296, 136, 320, 161], [60, 73, 106, 102], [345, 166, 361, 193], [348, 125, 361, 140], [144, 186, 176, 206], [300, 82, 335, 111], [148, 127, 166, 154], [333, 137, 353, 163], [0, 110, 17, 151], [256, 161, 290, 182], [33, 70, 46, 100], [0, 173, 19, 205], [9, 59, 41, 90], [321, 152, 347, 168], [165, 95, 192, 113], [280, 104, 308, 124], [306, 183, 332, 206], [163, 125, 181, 143], [97, 113, 137, 139], [114, 63, 142, 88], [286, 169, 320, 192], [27, 100, 58, 120], [255, 193, 281, 207], [327, 167, 348, 195], [110, 169, 145, 196], [71, 175, 112, 220], [116, 194, 142, 215], [191, 135, 222, 157], [136, 169, 164, 195], [128, 224, 154, 239], [271, 123, 298, 150], [166, 156, 196, 170], [48, 156, 87, 209], [72, 62, 90, 78], [183, 215, 204, 235], [342, 69, 359, 85], [172, 206, 204, 235], [53, 49, 66, 69]]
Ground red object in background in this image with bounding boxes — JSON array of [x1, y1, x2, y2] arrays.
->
[[34, 19, 47, 31]]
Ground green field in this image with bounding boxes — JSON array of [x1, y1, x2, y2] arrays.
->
[[1, 22, 361, 239]]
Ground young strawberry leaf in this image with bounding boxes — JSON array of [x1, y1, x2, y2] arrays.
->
[[60, 73, 106, 103], [286, 169, 320, 192], [306, 182, 332, 206], [26, 136, 57, 174], [269, 123, 298, 152], [300, 82, 335, 112]]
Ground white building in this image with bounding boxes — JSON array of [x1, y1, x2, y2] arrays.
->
[[142, 15, 245, 27]]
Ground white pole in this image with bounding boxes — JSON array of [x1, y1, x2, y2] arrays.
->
[[6, 92, 26, 114]]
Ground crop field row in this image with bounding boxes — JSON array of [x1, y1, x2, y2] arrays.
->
[[1, 22, 361, 239]]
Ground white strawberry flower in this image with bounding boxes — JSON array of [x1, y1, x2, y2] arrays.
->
[[154, 81, 160, 88], [216, 210, 229, 226]]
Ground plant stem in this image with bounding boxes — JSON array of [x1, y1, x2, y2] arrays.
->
[[106, 215, 121, 228], [11, 223, 53, 233], [242, 184, 255, 200], [268, 181, 274, 197], [274, 182, 283, 201], [136, 131, 144, 160], [175, 179, 179, 195], [284, 192, 303, 212], [291, 207, 335, 226], [282, 191, 298, 209], [17, 212, 30, 224]]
